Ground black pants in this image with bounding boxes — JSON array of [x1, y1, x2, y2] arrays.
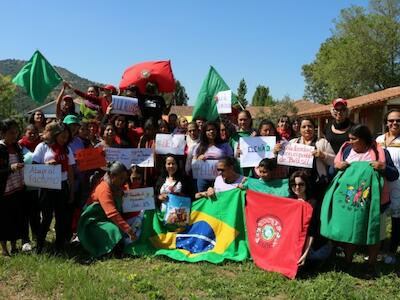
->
[[390, 217, 400, 253], [37, 181, 71, 250], [21, 190, 41, 242]]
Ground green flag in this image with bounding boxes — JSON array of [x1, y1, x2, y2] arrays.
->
[[124, 188, 249, 263], [243, 177, 290, 197], [192, 66, 238, 122], [12, 50, 62, 103]]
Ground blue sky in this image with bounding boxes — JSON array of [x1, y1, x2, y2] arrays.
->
[[1, 0, 369, 105]]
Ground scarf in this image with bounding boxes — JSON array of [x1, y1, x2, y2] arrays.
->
[[277, 127, 292, 140], [50, 143, 69, 172], [19, 136, 40, 152], [84, 99, 101, 111]]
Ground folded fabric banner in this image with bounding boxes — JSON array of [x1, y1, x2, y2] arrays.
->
[[125, 188, 249, 263], [244, 177, 290, 197], [12, 50, 62, 103], [320, 161, 383, 245], [245, 190, 313, 279]]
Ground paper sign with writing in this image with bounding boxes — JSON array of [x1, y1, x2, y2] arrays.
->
[[155, 134, 186, 155], [239, 136, 276, 168], [111, 95, 140, 115], [75, 148, 106, 171], [24, 164, 62, 190], [105, 148, 154, 168], [277, 142, 314, 168], [122, 187, 155, 213], [192, 159, 218, 180], [215, 90, 232, 114]]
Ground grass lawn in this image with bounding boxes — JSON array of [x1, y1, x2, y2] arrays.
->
[[1, 241, 400, 300]]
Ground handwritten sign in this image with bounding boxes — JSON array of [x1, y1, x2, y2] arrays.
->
[[122, 187, 155, 213], [111, 95, 140, 115], [192, 160, 218, 180], [24, 164, 62, 190], [239, 136, 276, 168], [216, 90, 232, 114], [105, 148, 154, 168], [155, 134, 186, 155], [75, 148, 106, 171], [277, 142, 314, 169]]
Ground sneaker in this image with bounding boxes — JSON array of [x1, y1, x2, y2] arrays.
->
[[384, 255, 397, 265], [22, 243, 32, 252], [70, 234, 80, 244]]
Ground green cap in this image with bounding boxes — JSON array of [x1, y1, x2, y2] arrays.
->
[[63, 114, 80, 125]]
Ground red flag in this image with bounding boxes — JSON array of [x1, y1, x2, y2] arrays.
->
[[119, 60, 175, 94], [245, 190, 313, 279]]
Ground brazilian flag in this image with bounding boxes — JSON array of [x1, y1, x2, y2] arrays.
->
[[243, 177, 290, 197], [124, 188, 249, 263]]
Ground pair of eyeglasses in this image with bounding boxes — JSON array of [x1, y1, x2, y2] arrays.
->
[[334, 108, 346, 113], [388, 119, 400, 123]]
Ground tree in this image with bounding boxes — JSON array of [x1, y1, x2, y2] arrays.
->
[[237, 78, 248, 108], [251, 85, 274, 106], [0, 74, 17, 120], [163, 80, 188, 108], [302, 0, 400, 103]]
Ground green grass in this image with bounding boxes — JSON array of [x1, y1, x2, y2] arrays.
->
[[1, 244, 400, 300]]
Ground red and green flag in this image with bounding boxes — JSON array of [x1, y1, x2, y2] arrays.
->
[[192, 66, 238, 122], [124, 188, 249, 263], [245, 190, 313, 279], [12, 50, 62, 103]]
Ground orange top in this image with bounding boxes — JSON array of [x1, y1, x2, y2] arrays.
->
[[87, 180, 131, 233]]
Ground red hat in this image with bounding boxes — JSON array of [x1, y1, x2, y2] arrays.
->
[[62, 95, 73, 101], [332, 98, 347, 108], [103, 84, 117, 94]]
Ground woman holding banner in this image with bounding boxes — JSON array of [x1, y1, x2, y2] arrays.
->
[[322, 124, 399, 278], [32, 121, 75, 253], [193, 121, 233, 192], [284, 118, 335, 201], [78, 161, 136, 257], [0, 119, 25, 256]]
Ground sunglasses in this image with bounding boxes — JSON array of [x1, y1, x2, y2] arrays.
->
[[334, 108, 347, 113], [388, 119, 400, 123], [292, 183, 305, 187]]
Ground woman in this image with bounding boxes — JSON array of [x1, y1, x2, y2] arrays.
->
[[96, 124, 119, 149], [193, 121, 233, 192], [88, 121, 101, 147], [326, 124, 399, 278], [0, 119, 25, 256], [376, 109, 400, 264], [28, 110, 46, 137], [291, 117, 301, 138], [196, 156, 244, 198], [156, 154, 194, 210], [323, 98, 354, 154], [32, 121, 75, 252], [289, 171, 331, 266], [284, 118, 335, 201], [276, 115, 293, 140], [56, 82, 77, 120], [18, 124, 41, 153], [173, 116, 189, 134], [158, 119, 169, 134], [78, 161, 136, 257], [138, 118, 157, 186], [185, 122, 200, 175]]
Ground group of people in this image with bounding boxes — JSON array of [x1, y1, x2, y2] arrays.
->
[[1, 83, 400, 279]]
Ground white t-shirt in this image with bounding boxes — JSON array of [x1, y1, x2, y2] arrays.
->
[[32, 142, 75, 181], [214, 175, 244, 193]]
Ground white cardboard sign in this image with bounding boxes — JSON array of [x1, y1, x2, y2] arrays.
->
[[111, 95, 140, 115], [192, 159, 219, 180], [155, 134, 186, 155], [216, 90, 232, 114], [24, 164, 62, 190], [277, 142, 314, 168], [105, 148, 154, 168], [239, 136, 276, 168], [122, 187, 155, 213]]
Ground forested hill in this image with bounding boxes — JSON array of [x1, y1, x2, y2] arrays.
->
[[0, 59, 102, 113]]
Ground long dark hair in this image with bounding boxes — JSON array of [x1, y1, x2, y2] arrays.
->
[[196, 121, 222, 156], [160, 153, 183, 181], [349, 124, 373, 147], [257, 119, 281, 142], [289, 170, 312, 200], [28, 110, 46, 128], [0, 118, 23, 162]]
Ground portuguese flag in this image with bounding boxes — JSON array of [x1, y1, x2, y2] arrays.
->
[[124, 188, 249, 263], [245, 190, 313, 279], [12, 50, 62, 103]]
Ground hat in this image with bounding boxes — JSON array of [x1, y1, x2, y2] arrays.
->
[[62, 95, 73, 101], [103, 84, 117, 94], [63, 115, 80, 125], [332, 98, 347, 108]]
